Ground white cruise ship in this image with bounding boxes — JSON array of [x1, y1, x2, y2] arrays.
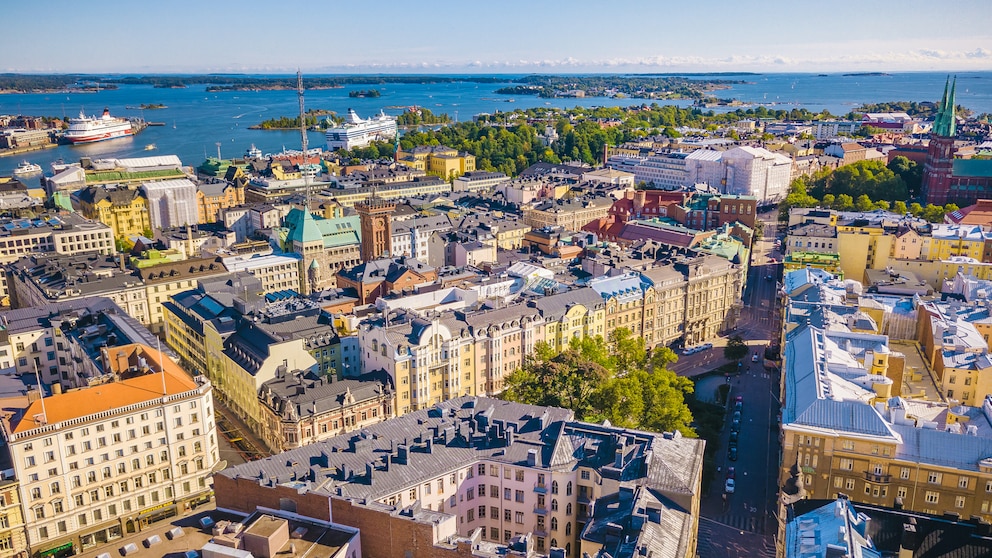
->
[[64, 108, 133, 144], [325, 109, 397, 151]]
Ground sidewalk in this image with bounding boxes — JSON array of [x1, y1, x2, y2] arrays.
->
[[75, 504, 232, 558]]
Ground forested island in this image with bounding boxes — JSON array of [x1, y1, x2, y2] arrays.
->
[[494, 75, 745, 100], [250, 109, 342, 130], [396, 108, 450, 126], [348, 89, 381, 98]]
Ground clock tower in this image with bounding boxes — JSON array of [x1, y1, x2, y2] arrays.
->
[[356, 195, 396, 262]]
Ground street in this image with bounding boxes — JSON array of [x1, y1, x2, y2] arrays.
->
[[694, 212, 783, 558]]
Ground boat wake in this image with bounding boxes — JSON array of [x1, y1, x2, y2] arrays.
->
[[233, 106, 268, 119]]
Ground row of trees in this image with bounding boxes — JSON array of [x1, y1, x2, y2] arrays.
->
[[501, 329, 695, 436], [781, 179, 956, 223]]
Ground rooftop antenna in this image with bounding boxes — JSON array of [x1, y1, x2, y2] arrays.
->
[[32, 361, 48, 425], [157, 338, 167, 396], [297, 69, 311, 211]]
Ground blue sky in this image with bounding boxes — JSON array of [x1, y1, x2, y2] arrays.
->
[[7, 0, 990, 73]]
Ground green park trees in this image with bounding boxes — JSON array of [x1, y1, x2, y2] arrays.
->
[[501, 329, 695, 436]]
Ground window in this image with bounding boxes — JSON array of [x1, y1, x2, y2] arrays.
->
[[478, 464, 485, 476], [515, 470, 524, 482], [466, 488, 474, 501], [515, 490, 524, 503], [565, 482, 572, 496], [839, 459, 854, 471], [551, 481, 558, 494], [551, 517, 558, 531], [551, 499, 558, 511], [490, 506, 498, 520], [490, 485, 498, 498], [927, 472, 942, 484], [515, 511, 524, 524], [959, 477, 970, 489], [504, 488, 511, 501], [845, 478, 855, 490], [897, 487, 908, 499], [467, 509, 475, 522], [900, 468, 910, 480], [581, 470, 590, 480], [925, 491, 939, 504], [956, 496, 967, 509], [504, 509, 512, 522]]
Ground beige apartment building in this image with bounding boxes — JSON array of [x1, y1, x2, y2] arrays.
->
[[781, 324, 992, 524], [2, 344, 218, 557]]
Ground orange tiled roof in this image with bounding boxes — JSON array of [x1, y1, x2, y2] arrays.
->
[[13, 344, 198, 434]]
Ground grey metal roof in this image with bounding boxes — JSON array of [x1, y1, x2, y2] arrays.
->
[[218, 396, 704, 507], [533, 287, 605, 321]]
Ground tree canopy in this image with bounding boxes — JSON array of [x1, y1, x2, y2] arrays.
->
[[723, 335, 748, 361], [501, 329, 695, 436]]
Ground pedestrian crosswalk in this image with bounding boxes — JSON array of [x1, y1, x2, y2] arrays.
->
[[711, 513, 761, 532]]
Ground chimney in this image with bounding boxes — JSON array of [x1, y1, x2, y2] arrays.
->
[[899, 521, 918, 558], [527, 449, 538, 467]]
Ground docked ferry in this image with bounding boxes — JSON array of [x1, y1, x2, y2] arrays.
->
[[64, 108, 133, 144], [325, 109, 397, 151]]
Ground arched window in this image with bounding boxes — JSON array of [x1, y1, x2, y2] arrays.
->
[[551, 499, 558, 511], [566, 503, 572, 515], [551, 481, 558, 494], [565, 522, 572, 536], [551, 517, 558, 531], [566, 481, 572, 496], [566, 543, 571, 556], [551, 539, 558, 549]]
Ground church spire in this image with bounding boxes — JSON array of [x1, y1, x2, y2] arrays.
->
[[934, 75, 957, 138], [947, 76, 957, 137]]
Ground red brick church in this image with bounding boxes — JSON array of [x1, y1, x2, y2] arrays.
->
[[921, 77, 992, 205]]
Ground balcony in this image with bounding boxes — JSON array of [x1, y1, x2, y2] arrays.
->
[[863, 471, 891, 484], [534, 506, 548, 515], [533, 482, 547, 494]]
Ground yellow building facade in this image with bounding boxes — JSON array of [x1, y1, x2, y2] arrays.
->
[[398, 146, 476, 180], [76, 187, 152, 239], [0, 478, 26, 558]]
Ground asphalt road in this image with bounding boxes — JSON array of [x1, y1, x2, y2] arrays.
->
[[695, 212, 783, 558]]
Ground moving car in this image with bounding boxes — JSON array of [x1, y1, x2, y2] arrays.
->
[[752, 353, 760, 362]]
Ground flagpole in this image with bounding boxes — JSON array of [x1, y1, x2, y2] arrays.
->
[[157, 338, 167, 396], [33, 361, 48, 424]]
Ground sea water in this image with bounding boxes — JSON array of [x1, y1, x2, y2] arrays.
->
[[1, 72, 988, 177]]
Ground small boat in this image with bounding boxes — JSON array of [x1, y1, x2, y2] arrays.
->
[[12, 161, 42, 177], [144, 144, 157, 151]]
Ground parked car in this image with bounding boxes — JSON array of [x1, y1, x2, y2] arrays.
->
[[731, 418, 740, 432], [728, 446, 738, 461], [732, 410, 741, 422], [734, 401, 742, 412], [735, 395, 743, 403], [729, 431, 739, 444], [683, 346, 697, 355], [752, 353, 760, 362], [726, 466, 736, 479], [699, 342, 713, 351], [725, 478, 736, 493]]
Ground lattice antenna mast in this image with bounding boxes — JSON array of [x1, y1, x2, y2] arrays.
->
[[298, 69, 311, 210]]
